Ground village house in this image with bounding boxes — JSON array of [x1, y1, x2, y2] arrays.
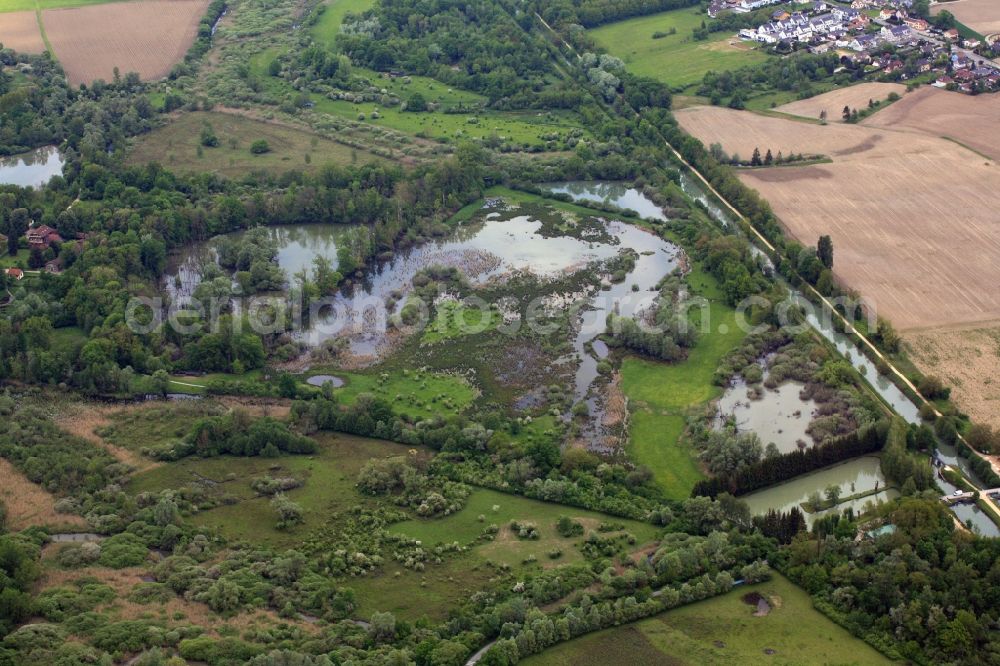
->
[[943, 28, 959, 42], [25, 224, 62, 250], [880, 24, 914, 44], [933, 74, 954, 87], [903, 16, 929, 31], [915, 58, 932, 72], [963, 38, 981, 49], [849, 33, 879, 51], [3, 268, 23, 281]]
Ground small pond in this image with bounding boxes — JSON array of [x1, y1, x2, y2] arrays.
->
[[0, 146, 64, 188], [716, 378, 818, 454], [742, 456, 896, 526], [305, 374, 345, 387], [543, 181, 667, 221]]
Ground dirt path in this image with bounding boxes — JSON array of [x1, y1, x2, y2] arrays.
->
[[52, 403, 159, 472], [0, 458, 88, 531]]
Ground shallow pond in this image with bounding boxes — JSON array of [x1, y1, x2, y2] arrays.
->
[[543, 181, 667, 221], [716, 379, 818, 454], [164, 223, 353, 301], [305, 374, 345, 387], [742, 456, 896, 526], [0, 146, 64, 188]]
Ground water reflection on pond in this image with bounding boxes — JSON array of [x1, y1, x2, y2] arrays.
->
[[0, 146, 64, 188], [542, 181, 667, 221], [742, 456, 896, 526], [305, 375, 345, 388], [716, 379, 818, 454]]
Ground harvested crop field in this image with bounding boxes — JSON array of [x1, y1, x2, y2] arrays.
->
[[0, 10, 45, 53], [863, 86, 1000, 161], [42, 0, 209, 86], [776, 82, 906, 121], [932, 0, 1000, 36], [0, 458, 88, 530], [675, 103, 1000, 331], [905, 322, 1000, 430]]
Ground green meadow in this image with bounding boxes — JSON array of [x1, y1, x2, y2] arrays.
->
[[621, 266, 745, 499], [310, 0, 375, 49], [389, 487, 661, 568], [588, 8, 768, 89], [521, 573, 894, 665], [129, 432, 425, 548]]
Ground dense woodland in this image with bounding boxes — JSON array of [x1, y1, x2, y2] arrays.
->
[[0, 0, 998, 663]]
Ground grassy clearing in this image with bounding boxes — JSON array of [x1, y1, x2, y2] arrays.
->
[[129, 432, 424, 548], [521, 572, 894, 665], [589, 8, 768, 89], [312, 94, 587, 147], [0, 0, 126, 12], [621, 267, 745, 499], [310, 0, 375, 49], [349, 553, 497, 622], [0, 248, 29, 268], [389, 488, 660, 568], [319, 369, 478, 420], [352, 66, 484, 107], [128, 111, 383, 177], [95, 401, 222, 453], [421, 300, 499, 345]]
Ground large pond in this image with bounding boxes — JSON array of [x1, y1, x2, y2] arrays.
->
[[164, 204, 681, 400], [716, 379, 818, 454], [0, 146, 64, 188], [543, 181, 667, 222], [743, 456, 898, 527]]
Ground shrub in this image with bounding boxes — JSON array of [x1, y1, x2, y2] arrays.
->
[[98, 533, 149, 568], [250, 140, 270, 154]]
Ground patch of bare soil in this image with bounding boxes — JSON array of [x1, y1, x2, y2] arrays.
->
[[0, 458, 88, 531], [0, 11, 45, 54], [42, 0, 210, 86], [776, 83, 906, 122], [904, 322, 1000, 430]]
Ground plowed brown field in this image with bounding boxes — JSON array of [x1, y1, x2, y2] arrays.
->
[[932, 0, 1000, 36], [862, 86, 1000, 161], [776, 82, 906, 122], [674, 103, 1000, 332], [0, 10, 45, 53], [42, 0, 208, 86]]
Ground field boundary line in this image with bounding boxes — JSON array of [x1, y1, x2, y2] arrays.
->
[[34, 2, 55, 55]]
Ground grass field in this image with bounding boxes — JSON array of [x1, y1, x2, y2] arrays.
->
[[389, 488, 661, 569], [95, 401, 222, 453], [310, 0, 375, 49], [521, 573, 894, 665], [128, 111, 384, 177], [312, 94, 586, 147], [588, 8, 768, 89], [621, 267, 745, 499], [0, 0, 126, 12], [129, 432, 425, 548], [319, 369, 478, 420]]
